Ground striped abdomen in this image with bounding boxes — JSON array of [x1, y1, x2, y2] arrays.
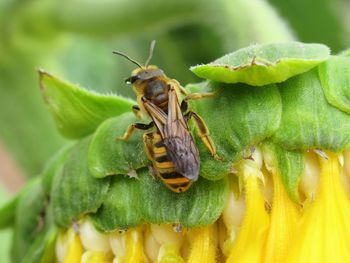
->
[[150, 133, 192, 193]]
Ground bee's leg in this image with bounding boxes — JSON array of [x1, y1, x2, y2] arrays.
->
[[178, 85, 189, 95], [117, 122, 154, 141], [184, 92, 216, 102], [132, 105, 142, 118], [142, 132, 154, 161], [185, 111, 221, 160]]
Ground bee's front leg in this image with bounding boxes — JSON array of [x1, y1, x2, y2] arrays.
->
[[117, 122, 154, 141], [184, 92, 216, 101]]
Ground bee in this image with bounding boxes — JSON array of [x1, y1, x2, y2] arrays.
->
[[114, 41, 219, 193]]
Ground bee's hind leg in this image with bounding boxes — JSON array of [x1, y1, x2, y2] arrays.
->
[[117, 122, 154, 141], [185, 111, 221, 160]]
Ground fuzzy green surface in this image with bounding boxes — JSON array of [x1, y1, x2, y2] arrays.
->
[[88, 113, 149, 178], [41, 144, 74, 197], [91, 169, 228, 230], [11, 179, 46, 263], [191, 42, 330, 86], [39, 70, 134, 139], [91, 175, 142, 231], [272, 68, 350, 151], [51, 138, 110, 228], [263, 142, 304, 202], [318, 56, 350, 114]]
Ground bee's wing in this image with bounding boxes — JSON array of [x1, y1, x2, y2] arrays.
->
[[142, 98, 167, 138], [163, 86, 200, 181]]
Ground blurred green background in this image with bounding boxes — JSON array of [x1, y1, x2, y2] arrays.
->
[[0, 0, 349, 261]]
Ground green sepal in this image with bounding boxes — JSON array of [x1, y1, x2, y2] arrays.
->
[[38, 70, 135, 139], [91, 176, 142, 232], [139, 169, 229, 228], [51, 137, 111, 228], [41, 143, 74, 197], [19, 226, 57, 263], [0, 194, 19, 230], [88, 113, 149, 178], [318, 56, 350, 114], [20, 202, 58, 263], [272, 68, 350, 151], [262, 142, 304, 202], [190, 42, 330, 86], [187, 81, 281, 180], [11, 178, 47, 263], [91, 169, 229, 230]]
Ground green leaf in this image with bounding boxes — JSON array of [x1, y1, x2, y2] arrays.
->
[[88, 113, 149, 178], [187, 81, 281, 180], [91, 176, 142, 232], [190, 42, 330, 86], [318, 56, 350, 114], [38, 70, 135, 139], [262, 142, 304, 202], [139, 169, 229, 228], [11, 178, 47, 263], [272, 68, 350, 151], [41, 143, 74, 197], [51, 137, 110, 228]]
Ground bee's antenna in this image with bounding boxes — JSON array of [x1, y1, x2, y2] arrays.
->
[[145, 40, 156, 67], [112, 51, 143, 68]]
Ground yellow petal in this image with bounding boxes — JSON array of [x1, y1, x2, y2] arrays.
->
[[263, 171, 299, 263], [287, 152, 350, 263], [81, 251, 114, 263], [226, 174, 269, 263], [123, 229, 148, 263], [187, 226, 216, 263], [63, 229, 84, 263], [158, 244, 185, 263]]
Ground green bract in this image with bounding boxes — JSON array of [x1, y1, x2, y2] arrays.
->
[[38, 70, 134, 139], [262, 142, 304, 202], [51, 138, 110, 228], [91, 170, 228, 230], [41, 144, 73, 197], [190, 42, 330, 86], [272, 68, 350, 151], [318, 56, 350, 114], [11, 179, 47, 263], [88, 113, 149, 178]]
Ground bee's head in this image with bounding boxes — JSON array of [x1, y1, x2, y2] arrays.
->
[[113, 40, 163, 86], [125, 66, 164, 85]]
